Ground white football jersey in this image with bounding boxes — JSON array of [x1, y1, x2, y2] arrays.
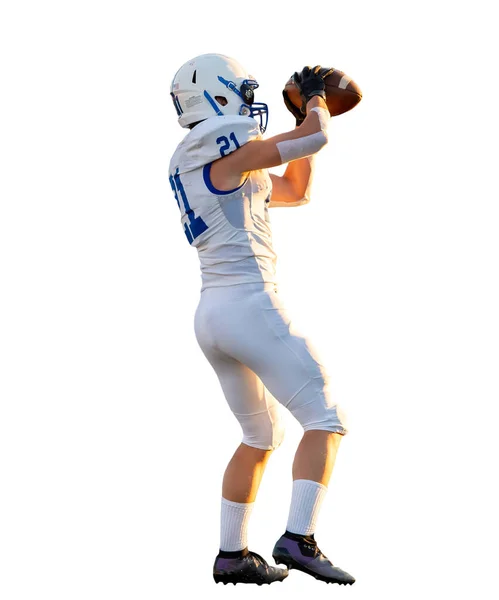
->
[[169, 116, 277, 290]]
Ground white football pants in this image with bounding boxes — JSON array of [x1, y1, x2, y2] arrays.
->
[[194, 282, 348, 450]]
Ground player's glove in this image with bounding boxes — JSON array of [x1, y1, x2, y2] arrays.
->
[[294, 65, 334, 111], [282, 85, 306, 127]]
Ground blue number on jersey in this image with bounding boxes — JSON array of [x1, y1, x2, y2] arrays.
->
[[216, 132, 240, 157], [169, 168, 208, 244]]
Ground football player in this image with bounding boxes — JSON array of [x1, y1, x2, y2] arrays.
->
[[168, 54, 355, 586]]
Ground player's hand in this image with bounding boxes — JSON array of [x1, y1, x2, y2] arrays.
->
[[294, 65, 334, 111], [282, 86, 306, 127]]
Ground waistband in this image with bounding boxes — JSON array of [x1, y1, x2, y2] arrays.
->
[[200, 281, 277, 299]]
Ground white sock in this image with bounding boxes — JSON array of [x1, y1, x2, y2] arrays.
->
[[220, 498, 254, 552], [286, 479, 328, 536]]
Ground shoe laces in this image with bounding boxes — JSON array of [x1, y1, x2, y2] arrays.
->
[[303, 541, 319, 557], [303, 537, 330, 561]]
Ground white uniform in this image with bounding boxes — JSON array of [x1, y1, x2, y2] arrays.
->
[[169, 115, 276, 290], [169, 116, 347, 450]]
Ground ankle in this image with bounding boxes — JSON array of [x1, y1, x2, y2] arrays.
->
[[218, 547, 249, 559], [283, 530, 316, 543]]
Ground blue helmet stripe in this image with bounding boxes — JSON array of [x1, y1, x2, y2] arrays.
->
[[217, 75, 243, 99], [204, 91, 224, 116]]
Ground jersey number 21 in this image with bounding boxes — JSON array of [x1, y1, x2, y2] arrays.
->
[[169, 168, 208, 244]]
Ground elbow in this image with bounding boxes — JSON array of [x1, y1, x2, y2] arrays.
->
[[268, 194, 310, 208], [287, 193, 311, 207], [296, 194, 311, 206]]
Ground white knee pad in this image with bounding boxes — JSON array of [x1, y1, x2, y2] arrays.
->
[[238, 408, 285, 451], [286, 377, 348, 435]]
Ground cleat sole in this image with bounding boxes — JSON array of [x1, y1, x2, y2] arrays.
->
[[214, 572, 286, 585]]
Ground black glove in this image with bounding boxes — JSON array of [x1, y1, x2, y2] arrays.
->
[[294, 65, 334, 112], [282, 86, 305, 126]]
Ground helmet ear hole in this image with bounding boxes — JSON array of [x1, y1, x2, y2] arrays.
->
[[215, 96, 228, 106], [192, 70, 197, 83]]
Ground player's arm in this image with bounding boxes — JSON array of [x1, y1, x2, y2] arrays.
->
[[268, 155, 316, 207], [268, 67, 332, 207], [210, 66, 333, 192], [210, 97, 328, 190]]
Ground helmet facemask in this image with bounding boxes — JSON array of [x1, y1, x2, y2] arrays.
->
[[214, 76, 268, 133]]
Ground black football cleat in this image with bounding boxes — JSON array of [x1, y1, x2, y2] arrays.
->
[[272, 531, 355, 585], [213, 547, 288, 585]]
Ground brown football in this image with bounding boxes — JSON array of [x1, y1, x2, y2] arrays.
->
[[284, 68, 362, 117]]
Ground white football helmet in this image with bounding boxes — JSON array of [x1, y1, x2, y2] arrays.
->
[[170, 53, 268, 133]]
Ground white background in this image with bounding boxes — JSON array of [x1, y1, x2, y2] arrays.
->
[[1, 1, 498, 599]]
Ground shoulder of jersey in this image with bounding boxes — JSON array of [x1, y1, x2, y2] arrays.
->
[[170, 116, 261, 174]]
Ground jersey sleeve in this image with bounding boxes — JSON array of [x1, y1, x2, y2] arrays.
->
[[170, 116, 261, 175]]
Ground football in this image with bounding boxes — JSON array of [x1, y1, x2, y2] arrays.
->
[[284, 68, 362, 117]]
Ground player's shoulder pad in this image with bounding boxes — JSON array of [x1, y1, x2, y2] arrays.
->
[[169, 116, 261, 174]]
